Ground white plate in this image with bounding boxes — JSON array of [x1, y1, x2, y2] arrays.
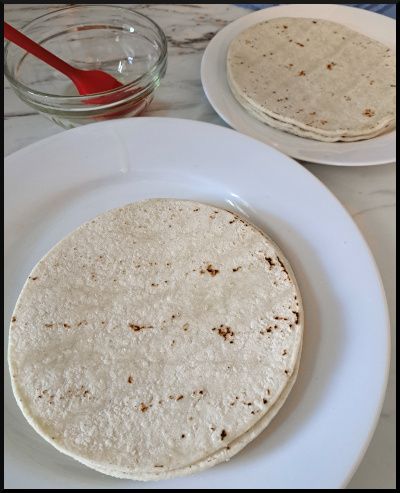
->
[[4, 118, 389, 489], [201, 4, 396, 166]]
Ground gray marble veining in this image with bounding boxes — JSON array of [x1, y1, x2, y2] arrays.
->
[[4, 4, 395, 489]]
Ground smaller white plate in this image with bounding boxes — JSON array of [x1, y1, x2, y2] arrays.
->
[[201, 4, 396, 166]]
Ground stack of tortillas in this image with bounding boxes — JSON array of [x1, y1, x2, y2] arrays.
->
[[227, 17, 396, 142], [9, 199, 303, 480]]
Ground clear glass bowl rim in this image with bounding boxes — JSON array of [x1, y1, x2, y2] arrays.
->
[[4, 4, 168, 101]]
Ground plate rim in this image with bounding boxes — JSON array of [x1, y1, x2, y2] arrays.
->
[[201, 3, 396, 166], [4, 117, 391, 488]]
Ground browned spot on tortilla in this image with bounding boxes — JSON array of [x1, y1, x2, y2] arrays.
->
[[77, 320, 87, 327], [265, 256, 275, 268], [274, 316, 288, 321], [363, 108, 375, 117], [292, 311, 299, 324], [129, 324, 153, 332], [11, 316, 16, 323], [193, 208, 199, 212], [276, 256, 290, 279], [232, 266, 241, 272], [298, 70, 306, 76], [221, 429, 227, 440], [176, 395, 184, 401], [139, 403, 149, 412], [63, 323, 71, 328], [206, 264, 219, 276], [44, 323, 53, 328], [296, 42, 304, 47], [216, 325, 235, 342], [29, 277, 38, 281], [154, 465, 164, 468], [182, 323, 189, 331], [151, 283, 159, 287], [128, 376, 133, 384], [282, 349, 287, 356], [260, 325, 273, 335], [263, 398, 268, 404]]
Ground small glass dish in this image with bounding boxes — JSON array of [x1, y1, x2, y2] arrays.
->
[[4, 5, 167, 128]]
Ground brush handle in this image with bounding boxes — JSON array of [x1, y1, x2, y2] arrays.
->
[[4, 21, 79, 80]]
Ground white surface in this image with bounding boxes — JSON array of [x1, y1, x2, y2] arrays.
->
[[3, 4, 396, 489], [4, 117, 390, 489], [201, 3, 396, 166]]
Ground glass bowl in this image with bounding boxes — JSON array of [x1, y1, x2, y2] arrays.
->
[[4, 5, 167, 128]]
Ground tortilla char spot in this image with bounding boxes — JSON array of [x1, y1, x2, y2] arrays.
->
[[216, 325, 235, 342], [206, 264, 219, 276], [363, 108, 375, 117], [129, 324, 153, 332]]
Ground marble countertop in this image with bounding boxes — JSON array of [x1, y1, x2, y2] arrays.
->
[[4, 4, 395, 489]]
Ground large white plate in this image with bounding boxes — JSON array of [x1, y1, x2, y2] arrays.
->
[[4, 118, 389, 489], [201, 4, 396, 166]]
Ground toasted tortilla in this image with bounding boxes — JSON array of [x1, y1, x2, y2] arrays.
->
[[9, 199, 303, 480], [227, 17, 396, 141]]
